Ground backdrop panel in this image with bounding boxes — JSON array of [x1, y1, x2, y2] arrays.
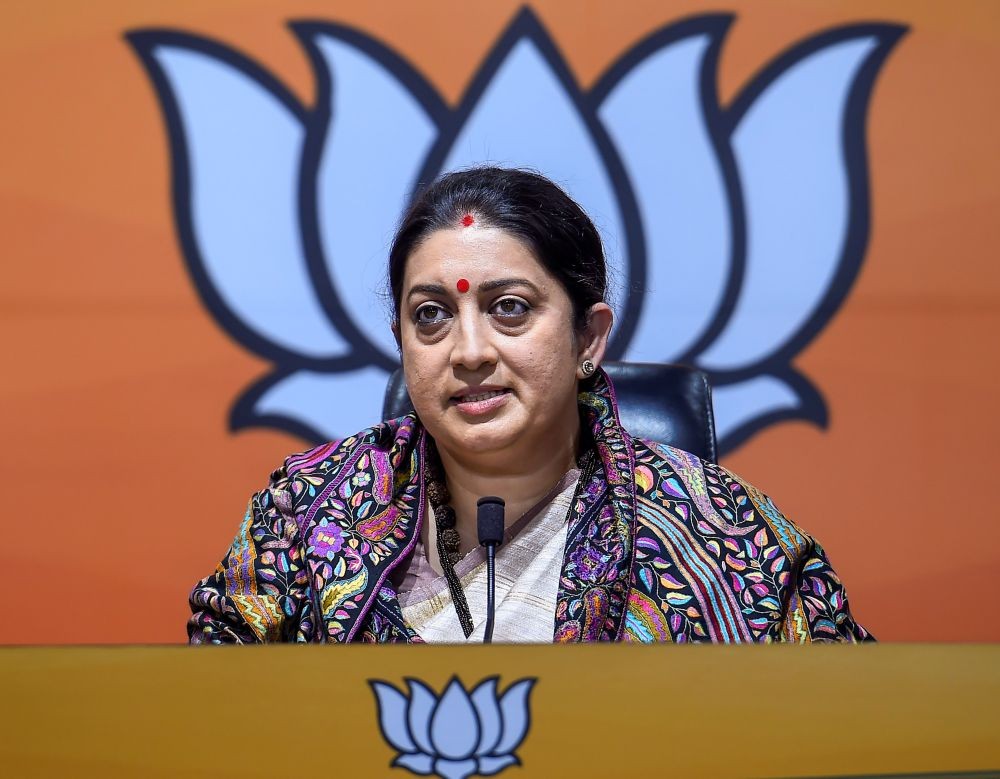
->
[[1, 0, 997, 643]]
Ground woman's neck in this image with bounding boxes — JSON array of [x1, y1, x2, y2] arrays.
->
[[430, 428, 581, 560]]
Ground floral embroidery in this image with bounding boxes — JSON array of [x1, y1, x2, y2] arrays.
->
[[307, 518, 345, 560], [569, 542, 611, 583]]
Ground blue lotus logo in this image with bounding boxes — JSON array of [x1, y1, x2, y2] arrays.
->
[[371, 676, 535, 779], [127, 10, 904, 453]]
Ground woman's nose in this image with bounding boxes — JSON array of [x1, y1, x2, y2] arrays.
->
[[450, 312, 498, 370]]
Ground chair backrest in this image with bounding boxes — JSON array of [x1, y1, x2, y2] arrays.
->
[[381, 361, 718, 463]]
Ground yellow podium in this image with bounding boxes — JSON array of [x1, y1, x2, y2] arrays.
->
[[1, 644, 998, 778]]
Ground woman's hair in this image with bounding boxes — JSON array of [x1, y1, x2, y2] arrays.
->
[[388, 166, 607, 331]]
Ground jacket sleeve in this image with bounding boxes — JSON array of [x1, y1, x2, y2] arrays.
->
[[711, 459, 873, 643], [187, 467, 308, 644], [780, 536, 874, 643]]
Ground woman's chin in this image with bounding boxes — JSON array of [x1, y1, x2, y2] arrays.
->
[[432, 417, 526, 460]]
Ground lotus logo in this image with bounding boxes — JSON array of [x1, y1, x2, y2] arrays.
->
[[370, 676, 535, 779], [127, 10, 904, 453]]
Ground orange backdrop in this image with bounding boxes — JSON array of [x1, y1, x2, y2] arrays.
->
[[2, 0, 998, 643]]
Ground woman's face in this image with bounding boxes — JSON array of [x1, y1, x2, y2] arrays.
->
[[398, 225, 607, 466]]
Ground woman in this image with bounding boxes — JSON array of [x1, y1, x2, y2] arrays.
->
[[189, 167, 871, 644]]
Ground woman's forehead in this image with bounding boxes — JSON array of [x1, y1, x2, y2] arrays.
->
[[403, 226, 550, 286]]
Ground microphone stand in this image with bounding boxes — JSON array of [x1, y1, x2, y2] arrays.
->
[[484, 544, 497, 644], [476, 496, 505, 644]]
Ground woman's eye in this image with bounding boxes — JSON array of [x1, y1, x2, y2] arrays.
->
[[414, 303, 451, 326], [491, 298, 529, 318]]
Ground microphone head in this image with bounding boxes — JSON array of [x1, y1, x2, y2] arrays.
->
[[477, 496, 505, 547]]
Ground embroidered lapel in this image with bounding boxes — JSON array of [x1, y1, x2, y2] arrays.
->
[[554, 371, 638, 642], [295, 417, 425, 643]]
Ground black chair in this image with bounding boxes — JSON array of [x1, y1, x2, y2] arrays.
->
[[381, 361, 717, 463]]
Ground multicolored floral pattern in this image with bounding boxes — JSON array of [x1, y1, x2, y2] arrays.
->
[[189, 371, 871, 644]]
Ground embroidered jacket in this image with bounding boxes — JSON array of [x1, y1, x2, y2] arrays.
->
[[189, 371, 872, 644]]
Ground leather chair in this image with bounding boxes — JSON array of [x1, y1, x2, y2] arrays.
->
[[381, 361, 717, 463]]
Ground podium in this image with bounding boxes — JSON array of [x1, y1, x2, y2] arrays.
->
[[1, 644, 998, 777]]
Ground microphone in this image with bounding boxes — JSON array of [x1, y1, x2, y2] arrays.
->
[[477, 496, 505, 644]]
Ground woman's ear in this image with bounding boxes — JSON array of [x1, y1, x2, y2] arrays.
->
[[576, 302, 613, 379], [391, 320, 401, 350]]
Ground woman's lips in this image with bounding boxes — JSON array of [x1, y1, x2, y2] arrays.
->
[[451, 388, 511, 416]]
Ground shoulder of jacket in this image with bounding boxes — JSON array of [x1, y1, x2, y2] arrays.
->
[[259, 415, 419, 513], [632, 436, 815, 557], [268, 415, 416, 481]]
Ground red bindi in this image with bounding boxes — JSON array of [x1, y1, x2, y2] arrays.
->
[[456, 278, 470, 293], [461, 213, 474, 227]]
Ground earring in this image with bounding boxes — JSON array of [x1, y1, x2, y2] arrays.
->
[[580, 359, 596, 377]]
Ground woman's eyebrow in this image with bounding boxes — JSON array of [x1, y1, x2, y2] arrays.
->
[[479, 278, 541, 293], [406, 283, 447, 300]]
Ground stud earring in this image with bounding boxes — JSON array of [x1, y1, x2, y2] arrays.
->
[[580, 359, 596, 377]]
